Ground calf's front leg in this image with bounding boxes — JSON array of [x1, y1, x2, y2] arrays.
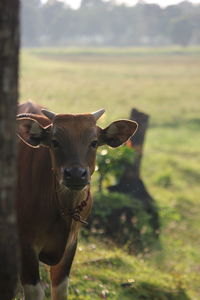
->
[[50, 240, 77, 300], [20, 244, 44, 300]]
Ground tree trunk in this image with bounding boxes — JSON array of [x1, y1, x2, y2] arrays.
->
[[0, 0, 20, 299]]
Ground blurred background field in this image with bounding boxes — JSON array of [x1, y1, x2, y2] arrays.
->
[[20, 47, 200, 299]]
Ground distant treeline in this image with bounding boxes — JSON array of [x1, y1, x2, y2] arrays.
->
[[21, 0, 200, 47]]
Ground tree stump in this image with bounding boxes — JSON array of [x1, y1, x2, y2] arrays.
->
[[109, 108, 160, 237]]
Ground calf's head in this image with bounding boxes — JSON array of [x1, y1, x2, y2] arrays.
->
[[17, 109, 137, 191]]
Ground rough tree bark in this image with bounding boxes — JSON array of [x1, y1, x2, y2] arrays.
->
[[0, 0, 20, 299]]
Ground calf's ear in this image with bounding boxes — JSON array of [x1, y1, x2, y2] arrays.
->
[[17, 117, 51, 148], [98, 120, 138, 148]]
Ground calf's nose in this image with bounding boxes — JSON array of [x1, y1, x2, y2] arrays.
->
[[63, 167, 89, 190], [64, 167, 87, 180]]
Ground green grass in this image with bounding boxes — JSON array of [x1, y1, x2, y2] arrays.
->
[[28, 46, 200, 57], [68, 239, 191, 300], [20, 47, 200, 299]]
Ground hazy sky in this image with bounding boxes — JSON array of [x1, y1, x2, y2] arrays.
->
[[59, 0, 200, 9]]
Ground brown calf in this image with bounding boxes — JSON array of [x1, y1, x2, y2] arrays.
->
[[16, 102, 138, 300]]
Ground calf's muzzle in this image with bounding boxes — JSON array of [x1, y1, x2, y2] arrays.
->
[[63, 167, 89, 190]]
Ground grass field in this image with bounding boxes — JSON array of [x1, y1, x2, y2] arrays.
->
[[20, 47, 200, 300]]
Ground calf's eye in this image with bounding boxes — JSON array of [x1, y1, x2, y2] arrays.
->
[[52, 139, 60, 148], [90, 140, 98, 148]]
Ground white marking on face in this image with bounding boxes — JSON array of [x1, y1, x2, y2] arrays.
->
[[23, 282, 44, 300], [51, 277, 69, 300]]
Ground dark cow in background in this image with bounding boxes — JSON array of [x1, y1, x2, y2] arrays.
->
[[16, 101, 138, 300]]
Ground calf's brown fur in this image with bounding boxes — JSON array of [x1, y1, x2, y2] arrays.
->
[[16, 101, 138, 300]]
